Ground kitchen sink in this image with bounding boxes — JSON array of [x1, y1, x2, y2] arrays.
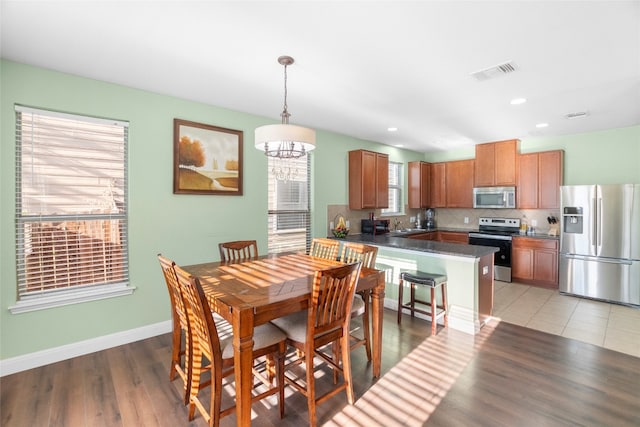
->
[[390, 228, 428, 235]]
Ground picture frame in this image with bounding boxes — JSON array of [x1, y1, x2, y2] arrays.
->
[[173, 119, 243, 195]]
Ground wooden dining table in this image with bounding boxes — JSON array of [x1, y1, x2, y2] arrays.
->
[[181, 252, 386, 426]]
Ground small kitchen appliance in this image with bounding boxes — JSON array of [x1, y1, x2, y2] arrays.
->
[[361, 219, 390, 235], [473, 186, 516, 209], [424, 208, 436, 229]]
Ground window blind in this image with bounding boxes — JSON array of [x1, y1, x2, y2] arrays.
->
[[267, 156, 311, 254], [382, 161, 403, 215], [15, 106, 129, 300]]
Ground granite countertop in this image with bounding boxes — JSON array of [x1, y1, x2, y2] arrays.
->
[[386, 227, 560, 240], [513, 233, 560, 241], [335, 233, 498, 259]]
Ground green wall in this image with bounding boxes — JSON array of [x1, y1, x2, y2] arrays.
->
[[0, 60, 423, 361], [1, 59, 638, 362], [426, 128, 640, 184]]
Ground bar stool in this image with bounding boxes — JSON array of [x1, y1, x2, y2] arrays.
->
[[397, 271, 448, 335]]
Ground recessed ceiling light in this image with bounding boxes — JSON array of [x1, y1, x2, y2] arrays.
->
[[394, 144, 404, 148], [510, 98, 527, 105], [535, 123, 549, 128], [387, 127, 398, 132]]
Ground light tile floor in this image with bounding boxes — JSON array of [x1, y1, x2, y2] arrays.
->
[[493, 280, 640, 358]]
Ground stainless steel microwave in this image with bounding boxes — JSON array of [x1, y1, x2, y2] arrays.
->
[[473, 186, 516, 209]]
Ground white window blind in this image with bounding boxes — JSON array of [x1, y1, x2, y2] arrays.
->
[[382, 161, 403, 216], [12, 105, 131, 312], [267, 156, 311, 254]]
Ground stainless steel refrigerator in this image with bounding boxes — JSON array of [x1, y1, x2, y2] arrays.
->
[[560, 184, 640, 306]]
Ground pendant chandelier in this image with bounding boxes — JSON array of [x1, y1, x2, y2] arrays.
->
[[255, 56, 316, 158]]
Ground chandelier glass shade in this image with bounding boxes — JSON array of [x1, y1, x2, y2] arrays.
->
[[255, 56, 316, 159]]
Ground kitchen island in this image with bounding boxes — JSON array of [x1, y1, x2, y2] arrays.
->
[[335, 233, 498, 335]]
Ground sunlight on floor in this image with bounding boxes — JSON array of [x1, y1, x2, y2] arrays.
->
[[326, 319, 500, 426]]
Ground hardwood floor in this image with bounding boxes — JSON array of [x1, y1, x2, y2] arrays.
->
[[1, 309, 638, 426]]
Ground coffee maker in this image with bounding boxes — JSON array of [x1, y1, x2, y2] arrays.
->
[[423, 208, 436, 229]]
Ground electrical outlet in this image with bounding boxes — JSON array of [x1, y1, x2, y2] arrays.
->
[[531, 219, 537, 227], [409, 216, 416, 223], [464, 217, 469, 224]]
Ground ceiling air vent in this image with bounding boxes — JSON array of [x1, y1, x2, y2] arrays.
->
[[565, 111, 589, 119], [470, 61, 518, 81]]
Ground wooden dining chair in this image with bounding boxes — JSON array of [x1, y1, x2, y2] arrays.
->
[[339, 242, 378, 361], [271, 262, 362, 427], [218, 240, 258, 262], [308, 237, 340, 260], [173, 264, 286, 426], [157, 254, 191, 405]]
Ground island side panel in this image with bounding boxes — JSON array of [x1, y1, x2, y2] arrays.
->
[[478, 253, 495, 327], [375, 246, 482, 335]]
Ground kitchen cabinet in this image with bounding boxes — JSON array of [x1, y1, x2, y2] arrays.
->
[[430, 162, 447, 208], [407, 232, 436, 241], [445, 159, 474, 208], [408, 161, 431, 208], [474, 139, 518, 187], [349, 149, 389, 209], [407, 231, 467, 243], [517, 150, 564, 209], [512, 237, 559, 288], [437, 231, 469, 244]]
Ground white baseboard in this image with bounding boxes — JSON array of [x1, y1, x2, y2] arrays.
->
[[0, 320, 172, 377], [385, 297, 478, 335]]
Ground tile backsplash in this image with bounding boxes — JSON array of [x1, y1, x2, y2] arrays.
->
[[327, 205, 425, 234], [435, 208, 560, 233], [327, 205, 560, 235]]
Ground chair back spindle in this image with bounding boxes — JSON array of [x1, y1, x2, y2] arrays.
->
[[309, 237, 340, 260], [218, 240, 258, 263], [340, 242, 378, 268]]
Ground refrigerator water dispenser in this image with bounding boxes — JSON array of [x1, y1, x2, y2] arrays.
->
[[563, 206, 583, 234]]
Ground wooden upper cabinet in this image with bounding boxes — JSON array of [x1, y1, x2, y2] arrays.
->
[[538, 150, 563, 209], [430, 162, 447, 208], [349, 149, 389, 209], [474, 143, 495, 186], [517, 153, 539, 209], [474, 139, 518, 187], [446, 159, 474, 208], [517, 150, 564, 209], [408, 161, 431, 209]]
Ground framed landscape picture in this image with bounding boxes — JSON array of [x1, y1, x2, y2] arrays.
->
[[173, 119, 243, 195]]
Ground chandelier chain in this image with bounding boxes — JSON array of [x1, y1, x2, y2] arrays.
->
[[281, 62, 290, 124]]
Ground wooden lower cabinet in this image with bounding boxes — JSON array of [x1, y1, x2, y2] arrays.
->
[[407, 231, 468, 244], [512, 237, 559, 288], [407, 232, 436, 241], [437, 231, 469, 244]]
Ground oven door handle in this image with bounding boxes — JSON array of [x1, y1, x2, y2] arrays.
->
[[469, 233, 512, 241]]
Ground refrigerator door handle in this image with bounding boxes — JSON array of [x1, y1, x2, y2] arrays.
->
[[597, 197, 603, 252], [592, 197, 598, 253], [563, 254, 633, 265]]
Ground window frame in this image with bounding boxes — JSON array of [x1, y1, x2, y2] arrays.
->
[[381, 160, 404, 217], [9, 105, 134, 314], [267, 156, 312, 254]]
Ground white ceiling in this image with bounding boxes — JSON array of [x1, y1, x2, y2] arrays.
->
[[2, 1, 639, 152]]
